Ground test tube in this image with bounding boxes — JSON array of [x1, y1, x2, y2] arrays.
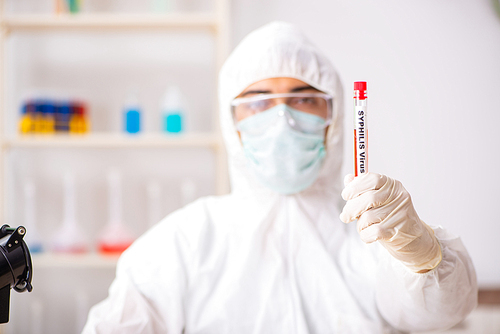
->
[[52, 172, 89, 253], [23, 180, 43, 253], [180, 178, 197, 207], [75, 290, 90, 333], [353, 81, 368, 176], [30, 298, 43, 334], [147, 182, 162, 228]]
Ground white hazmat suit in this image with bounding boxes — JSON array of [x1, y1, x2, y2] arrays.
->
[[83, 22, 477, 334]]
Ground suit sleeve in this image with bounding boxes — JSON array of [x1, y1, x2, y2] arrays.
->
[[375, 226, 478, 332]]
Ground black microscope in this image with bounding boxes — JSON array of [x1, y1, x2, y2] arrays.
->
[[0, 225, 33, 323]]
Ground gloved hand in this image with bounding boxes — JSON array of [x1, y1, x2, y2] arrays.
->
[[340, 173, 442, 273]]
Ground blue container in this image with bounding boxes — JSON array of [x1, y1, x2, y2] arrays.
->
[[163, 112, 183, 133], [55, 103, 71, 132], [125, 109, 141, 134]]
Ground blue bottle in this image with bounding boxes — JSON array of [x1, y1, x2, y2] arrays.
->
[[161, 86, 184, 134], [124, 93, 141, 134], [164, 112, 182, 133]]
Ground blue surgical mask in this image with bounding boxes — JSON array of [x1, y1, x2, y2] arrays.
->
[[237, 104, 326, 194]]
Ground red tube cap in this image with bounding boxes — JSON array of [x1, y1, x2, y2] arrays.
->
[[354, 81, 367, 100], [354, 81, 367, 91]]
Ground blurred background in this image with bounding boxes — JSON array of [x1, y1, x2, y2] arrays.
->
[[0, 0, 499, 333]]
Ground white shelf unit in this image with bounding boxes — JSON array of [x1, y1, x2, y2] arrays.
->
[[0, 2, 230, 266], [1, 12, 219, 29], [2, 132, 222, 149], [33, 252, 118, 269]]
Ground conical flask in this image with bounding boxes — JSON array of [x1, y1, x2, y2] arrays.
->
[[97, 169, 135, 255]]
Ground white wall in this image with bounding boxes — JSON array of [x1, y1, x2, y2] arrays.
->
[[231, 0, 500, 288]]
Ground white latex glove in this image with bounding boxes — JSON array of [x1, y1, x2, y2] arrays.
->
[[340, 173, 442, 273]]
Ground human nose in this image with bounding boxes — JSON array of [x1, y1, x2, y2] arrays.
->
[[274, 98, 288, 106]]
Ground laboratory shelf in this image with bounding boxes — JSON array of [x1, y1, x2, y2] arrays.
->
[[0, 13, 219, 31], [1, 132, 223, 149], [32, 252, 118, 269]]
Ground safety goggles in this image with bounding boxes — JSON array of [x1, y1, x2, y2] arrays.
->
[[231, 93, 333, 133]]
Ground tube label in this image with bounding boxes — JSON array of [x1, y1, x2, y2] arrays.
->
[[354, 105, 367, 176]]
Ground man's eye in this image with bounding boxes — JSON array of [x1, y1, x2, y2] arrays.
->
[[292, 97, 316, 105], [246, 100, 270, 111]]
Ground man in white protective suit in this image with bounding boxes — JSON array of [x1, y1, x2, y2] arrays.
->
[[83, 22, 477, 334]]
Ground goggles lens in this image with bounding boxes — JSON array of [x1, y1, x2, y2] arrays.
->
[[231, 93, 333, 132]]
